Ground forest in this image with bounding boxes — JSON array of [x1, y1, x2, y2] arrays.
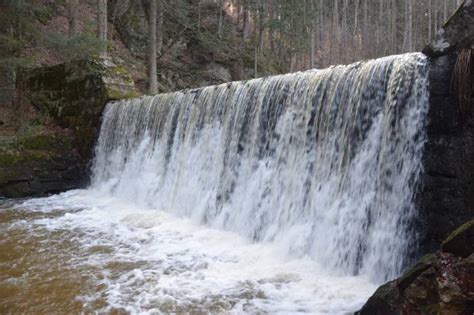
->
[[0, 0, 466, 94]]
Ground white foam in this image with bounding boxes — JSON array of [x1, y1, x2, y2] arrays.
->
[[18, 191, 376, 314], [92, 53, 430, 282], [9, 53, 431, 313]]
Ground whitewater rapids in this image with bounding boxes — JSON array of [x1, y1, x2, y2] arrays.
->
[[0, 53, 429, 314]]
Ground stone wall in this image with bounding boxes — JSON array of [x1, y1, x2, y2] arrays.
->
[[417, 0, 474, 254], [417, 52, 474, 253]]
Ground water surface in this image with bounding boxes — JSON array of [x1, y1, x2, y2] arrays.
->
[[1, 192, 376, 314]]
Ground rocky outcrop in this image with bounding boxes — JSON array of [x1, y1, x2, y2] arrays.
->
[[25, 58, 139, 157], [358, 220, 474, 315], [0, 58, 139, 198], [0, 130, 83, 198], [417, 0, 474, 254], [423, 0, 474, 57]]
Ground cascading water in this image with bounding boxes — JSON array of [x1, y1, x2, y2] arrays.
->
[[92, 53, 429, 283], [1, 53, 430, 313]]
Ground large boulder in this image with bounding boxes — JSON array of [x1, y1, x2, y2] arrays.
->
[[358, 221, 474, 315], [24, 58, 139, 158], [0, 58, 139, 198]]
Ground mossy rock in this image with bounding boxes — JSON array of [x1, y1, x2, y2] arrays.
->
[[17, 133, 72, 151], [2, 56, 139, 198], [0, 150, 21, 167], [23, 57, 140, 160], [441, 219, 474, 257]]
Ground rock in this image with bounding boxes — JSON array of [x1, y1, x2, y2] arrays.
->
[[109, 0, 148, 55], [359, 221, 474, 315], [204, 63, 232, 83], [423, 1, 474, 57], [442, 220, 474, 257], [417, 1, 474, 254], [0, 130, 84, 198], [0, 58, 139, 198], [24, 57, 139, 159], [356, 281, 407, 315]]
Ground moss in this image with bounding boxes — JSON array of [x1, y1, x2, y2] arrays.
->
[[0, 151, 21, 166], [18, 134, 55, 150], [441, 219, 474, 257], [106, 88, 141, 100], [442, 219, 474, 244], [112, 65, 130, 77], [25, 150, 49, 161]]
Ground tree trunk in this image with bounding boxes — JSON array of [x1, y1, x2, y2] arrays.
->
[[157, 0, 163, 53], [428, 0, 432, 40], [443, 0, 448, 22], [334, 0, 340, 61], [254, 44, 258, 78], [67, 0, 79, 37], [258, 3, 265, 51], [354, 0, 359, 35], [197, 0, 201, 30], [149, 0, 158, 94], [218, 0, 224, 37], [402, 0, 413, 52], [391, 0, 397, 53], [242, 0, 249, 39], [363, 0, 368, 57], [377, 0, 383, 56], [309, 0, 315, 68], [342, 0, 348, 63], [97, 0, 108, 57], [268, 0, 275, 51]]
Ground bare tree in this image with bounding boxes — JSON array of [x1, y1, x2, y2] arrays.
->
[[67, 0, 79, 37], [157, 0, 163, 53], [218, 0, 224, 37], [149, 0, 158, 94], [97, 0, 108, 57]]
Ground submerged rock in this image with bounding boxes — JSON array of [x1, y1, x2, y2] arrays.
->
[[358, 221, 474, 315]]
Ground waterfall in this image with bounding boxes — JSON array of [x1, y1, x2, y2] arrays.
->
[[91, 53, 429, 282]]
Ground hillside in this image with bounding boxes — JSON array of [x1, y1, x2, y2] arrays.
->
[[1, 0, 282, 95]]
